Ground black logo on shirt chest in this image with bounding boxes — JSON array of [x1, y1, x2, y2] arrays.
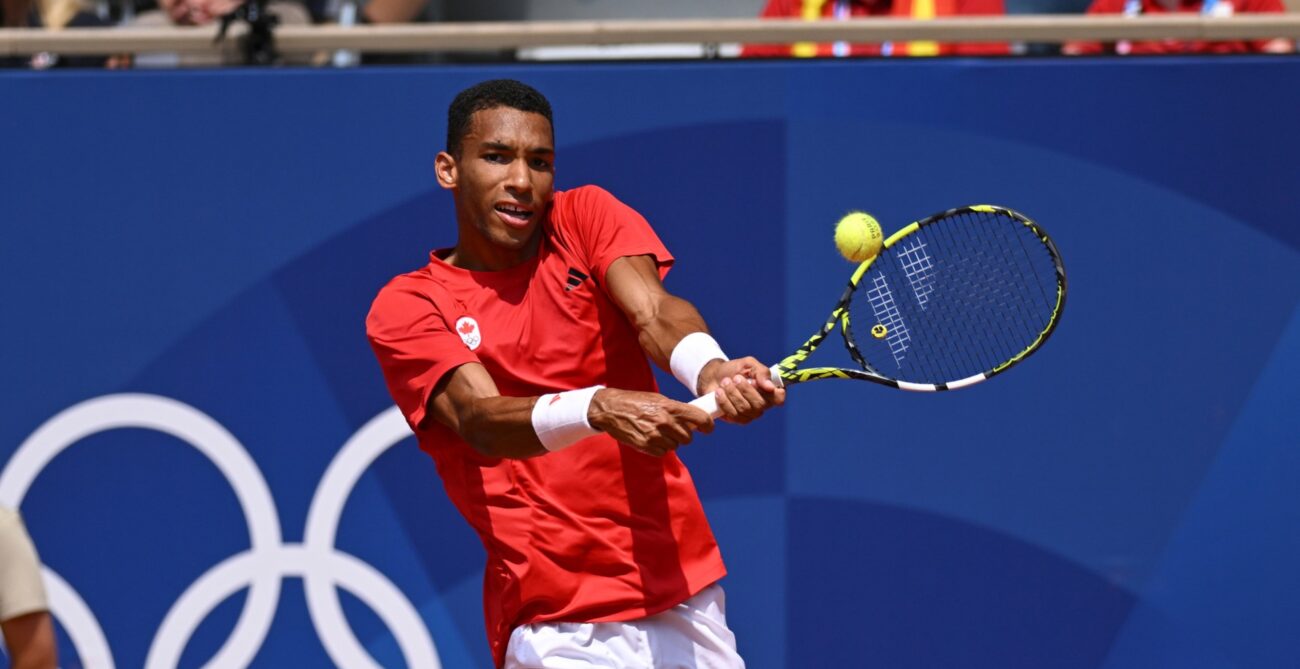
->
[[564, 267, 589, 292]]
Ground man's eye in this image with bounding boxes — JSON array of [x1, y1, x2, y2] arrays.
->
[[531, 158, 552, 170], [485, 154, 506, 163]]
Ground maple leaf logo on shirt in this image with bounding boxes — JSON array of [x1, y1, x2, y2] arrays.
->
[[454, 316, 482, 351]]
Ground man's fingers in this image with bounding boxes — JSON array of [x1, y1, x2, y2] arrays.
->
[[662, 421, 694, 446], [734, 357, 779, 393], [754, 367, 781, 393], [724, 376, 757, 414], [709, 384, 738, 421], [753, 367, 779, 392], [677, 402, 715, 434]]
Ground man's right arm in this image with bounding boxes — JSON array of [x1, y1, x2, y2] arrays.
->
[[428, 362, 714, 459]]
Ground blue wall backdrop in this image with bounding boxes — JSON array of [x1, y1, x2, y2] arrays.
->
[[2, 57, 1298, 668]]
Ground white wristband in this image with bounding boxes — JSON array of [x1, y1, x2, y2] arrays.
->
[[670, 332, 728, 396], [532, 385, 603, 452]]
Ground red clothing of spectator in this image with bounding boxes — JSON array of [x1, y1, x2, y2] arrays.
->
[[741, 0, 1009, 57], [366, 186, 726, 668], [1064, 0, 1291, 54]]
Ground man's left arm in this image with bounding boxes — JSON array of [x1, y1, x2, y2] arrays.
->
[[605, 254, 784, 424]]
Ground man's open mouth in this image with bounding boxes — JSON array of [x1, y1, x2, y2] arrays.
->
[[495, 203, 534, 227]]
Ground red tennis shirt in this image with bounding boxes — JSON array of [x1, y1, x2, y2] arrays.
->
[[366, 185, 726, 667]]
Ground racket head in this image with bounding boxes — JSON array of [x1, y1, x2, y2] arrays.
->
[[835, 205, 1065, 390]]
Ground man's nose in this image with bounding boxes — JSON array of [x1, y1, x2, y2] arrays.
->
[[505, 160, 531, 193]]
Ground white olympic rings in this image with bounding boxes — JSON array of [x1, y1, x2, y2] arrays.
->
[[0, 394, 442, 669]]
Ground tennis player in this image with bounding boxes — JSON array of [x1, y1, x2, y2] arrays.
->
[[366, 79, 783, 668]]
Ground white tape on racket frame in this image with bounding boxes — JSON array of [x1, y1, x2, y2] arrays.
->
[[945, 373, 987, 390], [896, 373, 987, 392], [688, 365, 784, 418]]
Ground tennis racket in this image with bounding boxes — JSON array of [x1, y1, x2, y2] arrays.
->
[[690, 204, 1066, 416]]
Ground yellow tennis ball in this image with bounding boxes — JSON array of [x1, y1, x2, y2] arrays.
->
[[834, 211, 883, 263]]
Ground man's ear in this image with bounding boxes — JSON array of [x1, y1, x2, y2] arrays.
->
[[434, 151, 457, 190]]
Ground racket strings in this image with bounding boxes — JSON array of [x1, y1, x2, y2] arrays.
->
[[931, 215, 1006, 380], [920, 215, 993, 378], [847, 210, 1060, 384], [879, 218, 974, 382], [949, 214, 1044, 364], [946, 212, 1056, 373]]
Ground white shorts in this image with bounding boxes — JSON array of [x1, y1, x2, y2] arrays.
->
[[504, 583, 745, 669]]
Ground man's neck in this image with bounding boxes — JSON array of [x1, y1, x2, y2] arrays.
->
[[446, 229, 542, 272]]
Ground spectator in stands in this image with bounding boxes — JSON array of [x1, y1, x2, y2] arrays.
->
[[0, 0, 120, 68], [740, 0, 1009, 57], [322, 0, 440, 65], [350, 0, 431, 23], [0, 0, 29, 66], [1063, 0, 1293, 54], [1, 0, 28, 26], [0, 508, 56, 669], [131, 0, 312, 66]]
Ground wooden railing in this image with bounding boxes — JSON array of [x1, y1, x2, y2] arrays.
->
[[2, 15, 1299, 56]]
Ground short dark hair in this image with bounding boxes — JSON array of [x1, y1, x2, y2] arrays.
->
[[446, 79, 554, 156]]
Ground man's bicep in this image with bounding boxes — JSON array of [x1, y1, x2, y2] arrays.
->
[[426, 362, 501, 433]]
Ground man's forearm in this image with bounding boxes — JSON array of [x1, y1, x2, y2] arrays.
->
[[603, 254, 727, 395], [437, 385, 708, 460], [632, 293, 712, 372], [438, 393, 549, 459]]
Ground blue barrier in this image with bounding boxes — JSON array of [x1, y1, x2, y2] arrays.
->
[[1, 57, 1298, 668]]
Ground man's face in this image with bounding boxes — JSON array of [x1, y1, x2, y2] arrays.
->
[[439, 106, 555, 254]]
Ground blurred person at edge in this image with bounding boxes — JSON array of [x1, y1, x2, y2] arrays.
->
[[740, 0, 1010, 58], [1064, 0, 1293, 54], [0, 509, 57, 669]]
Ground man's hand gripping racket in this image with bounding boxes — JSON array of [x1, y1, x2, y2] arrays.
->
[[690, 205, 1067, 417]]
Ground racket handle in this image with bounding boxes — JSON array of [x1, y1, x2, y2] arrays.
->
[[687, 364, 784, 419]]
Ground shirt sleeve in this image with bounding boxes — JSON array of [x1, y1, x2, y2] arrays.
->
[[366, 277, 480, 430], [558, 185, 675, 285]]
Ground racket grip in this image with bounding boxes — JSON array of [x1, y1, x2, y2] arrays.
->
[[687, 364, 784, 418]]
